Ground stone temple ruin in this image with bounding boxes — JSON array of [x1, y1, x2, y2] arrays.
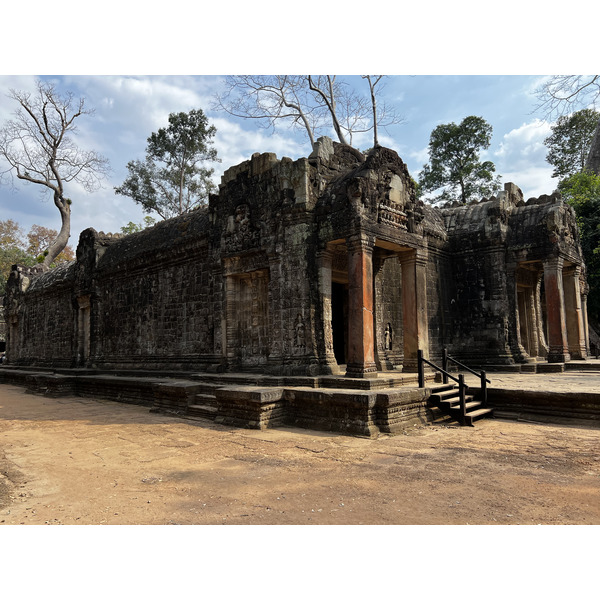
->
[[0, 138, 592, 435]]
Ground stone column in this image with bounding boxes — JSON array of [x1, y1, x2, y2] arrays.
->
[[543, 257, 570, 363], [400, 248, 429, 372], [534, 271, 548, 358], [524, 286, 539, 358], [317, 247, 337, 372], [345, 235, 377, 378], [581, 292, 590, 355], [563, 265, 587, 359]]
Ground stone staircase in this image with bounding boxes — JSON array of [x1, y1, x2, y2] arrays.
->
[[429, 383, 494, 426], [186, 382, 219, 420]]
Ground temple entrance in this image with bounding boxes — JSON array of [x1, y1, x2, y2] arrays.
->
[[331, 281, 347, 365], [321, 238, 429, 376]]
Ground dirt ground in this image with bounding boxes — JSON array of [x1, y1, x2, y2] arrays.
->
[[0, 383, 599, 526]]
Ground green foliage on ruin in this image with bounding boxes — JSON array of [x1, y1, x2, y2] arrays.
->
[[0, 219, 74, 296], [418, 116, 501, 205], [120, 216, 157, 235], [115, 109, 219, 221], [545, 109, 600, 179], [558, 171, 600, 325]]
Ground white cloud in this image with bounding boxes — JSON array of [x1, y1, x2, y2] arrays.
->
[[502, 165, 558, 199], [494, 119, 552, 165], [493, 119, 555, 195]]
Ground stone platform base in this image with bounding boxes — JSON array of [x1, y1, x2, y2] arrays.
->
[[0, 366, 435, 438]]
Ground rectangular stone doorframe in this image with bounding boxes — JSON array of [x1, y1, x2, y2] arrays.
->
[[399, 248, 429, 372]]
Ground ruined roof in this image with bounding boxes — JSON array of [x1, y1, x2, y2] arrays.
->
[[95, 208, 210, 272]]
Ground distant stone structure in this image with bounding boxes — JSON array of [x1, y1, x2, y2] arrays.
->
[[2, 137, 590, 374]]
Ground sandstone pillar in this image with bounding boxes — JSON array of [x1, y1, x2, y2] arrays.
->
[[581, 292, 590, 355], [543, 258, 570, 363], [534, 271, 548, 358], [317, 247, 338, 372], [400, 249, 429, 371], [563, 266, 587, 359], [345, 235, 377, 378]]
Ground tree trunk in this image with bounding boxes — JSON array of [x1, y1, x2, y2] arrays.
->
[[42, 193, 71, 269], [585, 121, 600, 174]]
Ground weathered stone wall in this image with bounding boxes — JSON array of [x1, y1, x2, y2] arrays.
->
[[2, 139, 589, 374], [6, 263, 76, 367]]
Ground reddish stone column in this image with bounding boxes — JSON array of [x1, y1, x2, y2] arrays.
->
[[345, 235, 377, 378], [543, 258, 570, 363], [563, 265, 587, 360], [400, 249, 429, 371]]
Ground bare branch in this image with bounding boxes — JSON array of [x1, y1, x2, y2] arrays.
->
[[534, 75, 600, 120], [0, 80, 109, 268]]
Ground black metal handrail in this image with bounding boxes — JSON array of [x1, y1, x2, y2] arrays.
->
[[442, 349, 490, 384], [417, 349, 468, 425], [417, 349, 490, 424]]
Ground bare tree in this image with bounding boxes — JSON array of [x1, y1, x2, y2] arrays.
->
[[0, 80, 109, 268], [213, 75, 327, 148], [535, 75, 600, 173], [214, 75, 404, 152]]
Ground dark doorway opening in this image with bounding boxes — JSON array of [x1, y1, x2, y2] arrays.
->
[[332, 281, 347, 365]]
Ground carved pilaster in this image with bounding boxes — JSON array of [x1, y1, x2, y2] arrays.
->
[[543, 257, 570, 363], [399, 248, 429, 372], [317, 247, 337, 372], [563, 265, 587, 359]]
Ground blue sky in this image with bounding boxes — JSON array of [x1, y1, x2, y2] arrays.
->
[[0, 74, 566, 247], [0, 2, 596, 254]]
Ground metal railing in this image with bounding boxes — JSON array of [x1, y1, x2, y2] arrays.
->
[[441, 348, 490, 408], [417, 349, 490, 425]]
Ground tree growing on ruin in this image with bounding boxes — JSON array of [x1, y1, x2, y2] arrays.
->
[[535, 75, 600, 175], [213, 75, 403, 151], [0, 80, 109, 269], [418, 116, 501, 205], [115, 109, 219, 220], [544, 109, 600, 179]]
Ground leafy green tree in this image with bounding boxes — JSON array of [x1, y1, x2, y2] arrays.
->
[[544, 109, 600, 178], [418, 116, 501, 205], [115, 109, 219, 220], [558, 172, 600, 326]]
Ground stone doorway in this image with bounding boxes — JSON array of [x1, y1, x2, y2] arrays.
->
[[331, 281, 348, 366], [321, 238, 429, 376]]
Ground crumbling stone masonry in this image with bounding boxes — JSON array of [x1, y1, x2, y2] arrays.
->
[[1, 138, 590, 434]]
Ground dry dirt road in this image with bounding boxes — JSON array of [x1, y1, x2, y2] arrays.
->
[[1, 384, 599, 526]]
